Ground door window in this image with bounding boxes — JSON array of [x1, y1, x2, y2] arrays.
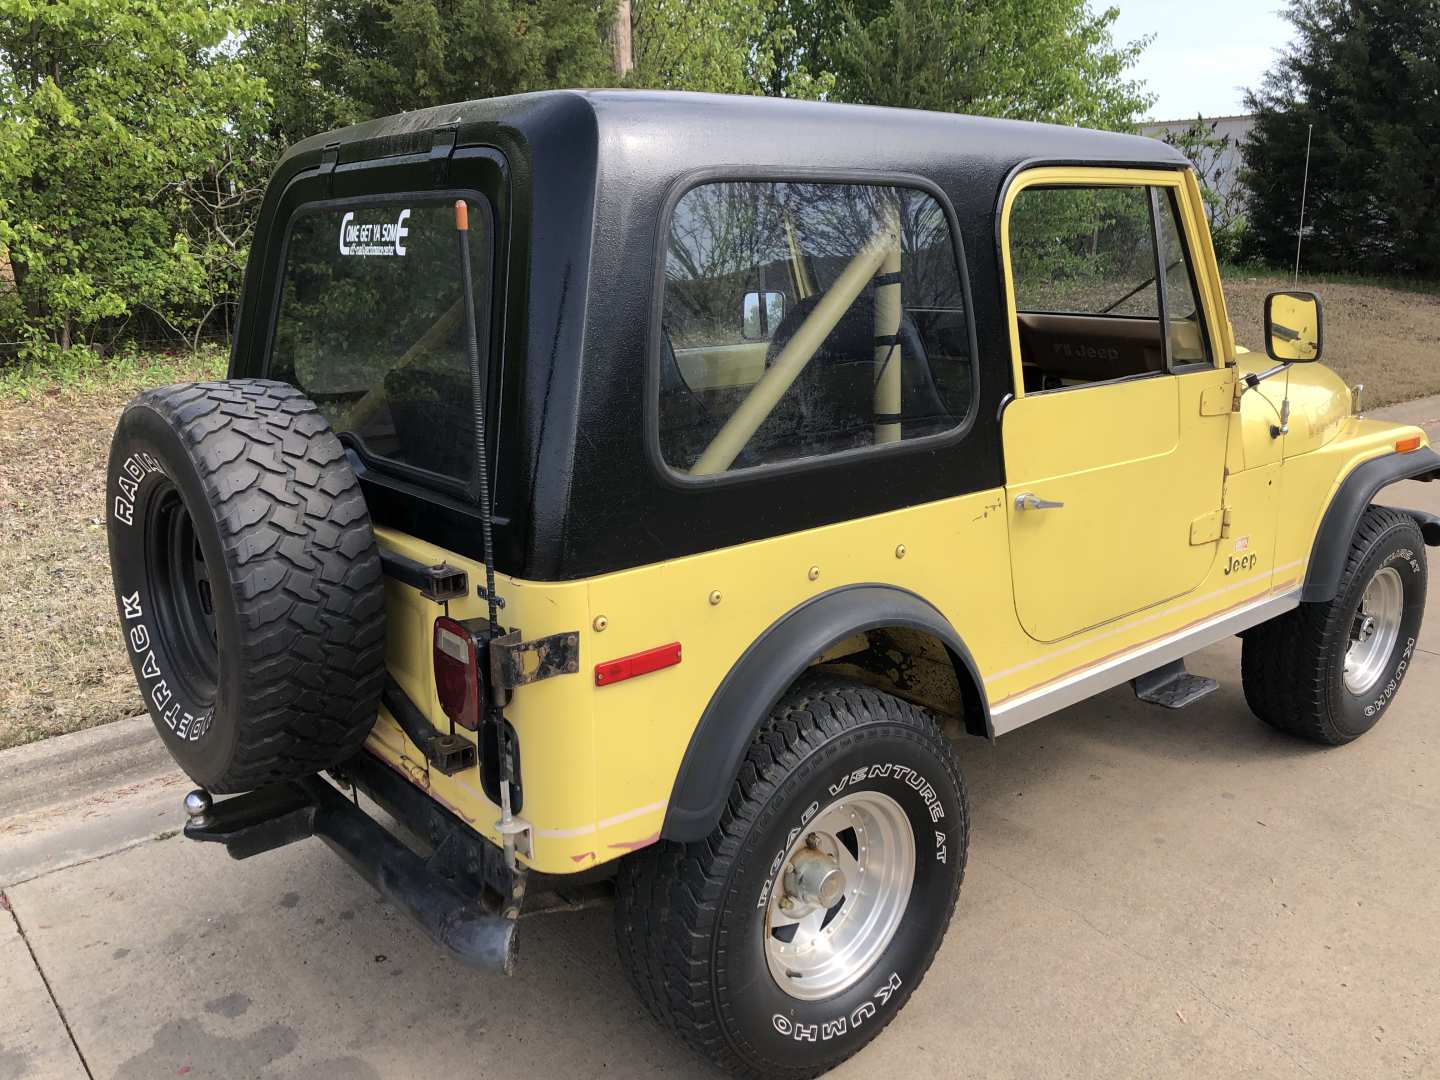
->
[[1008, 184, 1210, 391]]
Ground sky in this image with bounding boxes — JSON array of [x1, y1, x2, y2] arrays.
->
[[1108, 0, 1297, 120]]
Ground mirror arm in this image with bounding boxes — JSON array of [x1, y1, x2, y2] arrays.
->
[[1241, 362, 1289, 393]]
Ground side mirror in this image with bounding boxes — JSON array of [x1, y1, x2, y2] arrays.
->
[[742, 290, 786, 340], [1264, 290, 1323, 363]]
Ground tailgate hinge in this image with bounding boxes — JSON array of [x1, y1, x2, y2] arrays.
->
[[488, 630, 580, 694]]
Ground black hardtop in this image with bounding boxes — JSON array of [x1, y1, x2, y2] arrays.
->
[[235, 91, 1191, 581], [285, 88, 1186, 178]]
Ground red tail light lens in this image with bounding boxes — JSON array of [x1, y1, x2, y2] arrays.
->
[[434, 617, 482, 731]]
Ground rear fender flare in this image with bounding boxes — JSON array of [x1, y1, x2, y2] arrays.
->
[[659, 584, 988, 843]]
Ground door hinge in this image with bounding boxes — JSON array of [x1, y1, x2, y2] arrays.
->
[[1221, 507, 1233, 539], [1190, 508, 1224, 545], [1200, 383, 1232, 416], [488, 630, 580, 694]]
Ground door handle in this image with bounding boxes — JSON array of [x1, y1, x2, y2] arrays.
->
[[1015, 492, 1065, 511]]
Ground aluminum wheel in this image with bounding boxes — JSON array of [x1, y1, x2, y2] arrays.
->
[[1344, 565, 1404, 695], [764, 790, 915, 1000]]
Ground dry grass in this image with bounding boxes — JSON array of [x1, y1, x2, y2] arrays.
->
[[1221, 270, 1440, 408], [0, 352, 224, 750], [1, 275, 1438, 750]]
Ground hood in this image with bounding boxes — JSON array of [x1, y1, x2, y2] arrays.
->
[[1236, 350, 1352, 458]]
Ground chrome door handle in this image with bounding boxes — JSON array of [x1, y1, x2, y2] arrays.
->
[[1015, 492, 1065, 511]]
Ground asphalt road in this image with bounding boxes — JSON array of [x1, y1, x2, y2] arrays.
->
[[4, 400, 1440, 1080]]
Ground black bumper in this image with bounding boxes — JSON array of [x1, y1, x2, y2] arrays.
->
[[185, 752, 520, 974]]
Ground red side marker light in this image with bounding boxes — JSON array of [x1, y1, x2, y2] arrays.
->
[[595, 642, 682, 686], [1396, 435, 1423, 453]]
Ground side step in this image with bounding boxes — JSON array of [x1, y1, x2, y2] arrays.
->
[[1131, 659, 1219, 709], [183, 762, 521, 974]]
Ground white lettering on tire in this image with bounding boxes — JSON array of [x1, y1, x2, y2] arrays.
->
[[771, 972, 902, 1042], [119, 591, 212, 742]]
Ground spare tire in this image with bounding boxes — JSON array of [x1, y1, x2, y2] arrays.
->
[[106, 379, 386, 793]]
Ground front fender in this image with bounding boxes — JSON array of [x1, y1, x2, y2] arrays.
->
[[1302, 447, 1440, 602], [659, 584, 987, 843]]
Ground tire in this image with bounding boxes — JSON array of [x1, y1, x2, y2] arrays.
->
[[614, 676, 968, 1078], [106, 379, 386, 792], [1242, 506, 1426, 744]]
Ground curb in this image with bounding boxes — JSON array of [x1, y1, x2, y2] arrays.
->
[[0, 714, 176, 822]]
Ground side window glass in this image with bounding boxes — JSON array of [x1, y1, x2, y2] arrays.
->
[[658, 180, 972, 476], [1007, 183, 1209, 392], [1155, 191, 1212, 365]]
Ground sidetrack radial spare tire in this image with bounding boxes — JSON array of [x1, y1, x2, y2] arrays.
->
[[106, 379, 386, 793]]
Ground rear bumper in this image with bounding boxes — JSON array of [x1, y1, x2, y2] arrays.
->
[[184, 751, 521, 974]]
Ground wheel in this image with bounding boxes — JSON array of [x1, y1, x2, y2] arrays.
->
[[1242, 506, 1426, 744], [614, 676, 968, 1078], [106, 379, 386, 792]]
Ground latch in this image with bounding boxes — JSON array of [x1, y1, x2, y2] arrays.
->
[[488, 629, 581, 695], [318, 141, 340, 196], [430, 125, 459, 185]]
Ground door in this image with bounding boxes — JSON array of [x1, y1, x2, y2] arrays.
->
[[999, 171, 1233, 642]]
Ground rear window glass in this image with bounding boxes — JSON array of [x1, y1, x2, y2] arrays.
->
[[658, 180, 972, 476], [269, 198, 492, 484]]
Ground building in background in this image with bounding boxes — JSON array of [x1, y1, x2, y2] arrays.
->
[[1141, 114, 1254, 203]]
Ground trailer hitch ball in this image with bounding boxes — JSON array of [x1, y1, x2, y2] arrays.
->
[[184, 789, 214, 829]]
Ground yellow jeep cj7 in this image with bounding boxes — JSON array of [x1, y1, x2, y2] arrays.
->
[[107, 92, 1439, 1077]]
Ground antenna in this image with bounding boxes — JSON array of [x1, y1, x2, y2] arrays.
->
[[1293, 122, 1314, 285]]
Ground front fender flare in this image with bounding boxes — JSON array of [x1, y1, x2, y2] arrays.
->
[[659, 584, 988, 843], [1303, 447, 1440, 602]]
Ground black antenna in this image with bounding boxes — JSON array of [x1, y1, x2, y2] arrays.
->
[[455, 199, 499, 636], [455, 200, 519, 865]]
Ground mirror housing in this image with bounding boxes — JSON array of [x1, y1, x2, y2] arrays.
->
[[1264, 290, 1323, 363], [742, 290, 786, 340]]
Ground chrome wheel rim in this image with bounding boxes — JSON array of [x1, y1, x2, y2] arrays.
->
[[764, 790, 914, 1001], [1345, 566, 1404, 695]]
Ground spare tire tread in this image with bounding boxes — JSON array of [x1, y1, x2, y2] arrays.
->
[[120, 379, 385, 791]]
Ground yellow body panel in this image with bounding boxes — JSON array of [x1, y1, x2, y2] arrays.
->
[[361, 162, 1428, 876]]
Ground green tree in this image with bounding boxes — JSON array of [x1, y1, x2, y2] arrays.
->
[[761, 0, 1151, 127], [628, 0, 832, 96], [0, 0, 268, 356], [1241, 0, 1440, 276], [306, 0, 616, 123]]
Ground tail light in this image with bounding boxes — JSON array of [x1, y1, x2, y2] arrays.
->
[[434, 617, 486, 731]]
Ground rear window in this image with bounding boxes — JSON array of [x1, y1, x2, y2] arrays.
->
[[269, 197, 492, 485]]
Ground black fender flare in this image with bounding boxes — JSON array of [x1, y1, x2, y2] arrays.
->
[[1302, 447, 1440, 602], [659, 583, 988, 842]]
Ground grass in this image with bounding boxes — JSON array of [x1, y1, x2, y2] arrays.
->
[[0, 348, 226, 750], [1, 269, 1438, 751], [0, 344, 228, 402], [1219, 270, 1440, 408]]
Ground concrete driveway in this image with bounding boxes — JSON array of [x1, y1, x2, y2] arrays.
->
[[5, 402, 1440, 1080]]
